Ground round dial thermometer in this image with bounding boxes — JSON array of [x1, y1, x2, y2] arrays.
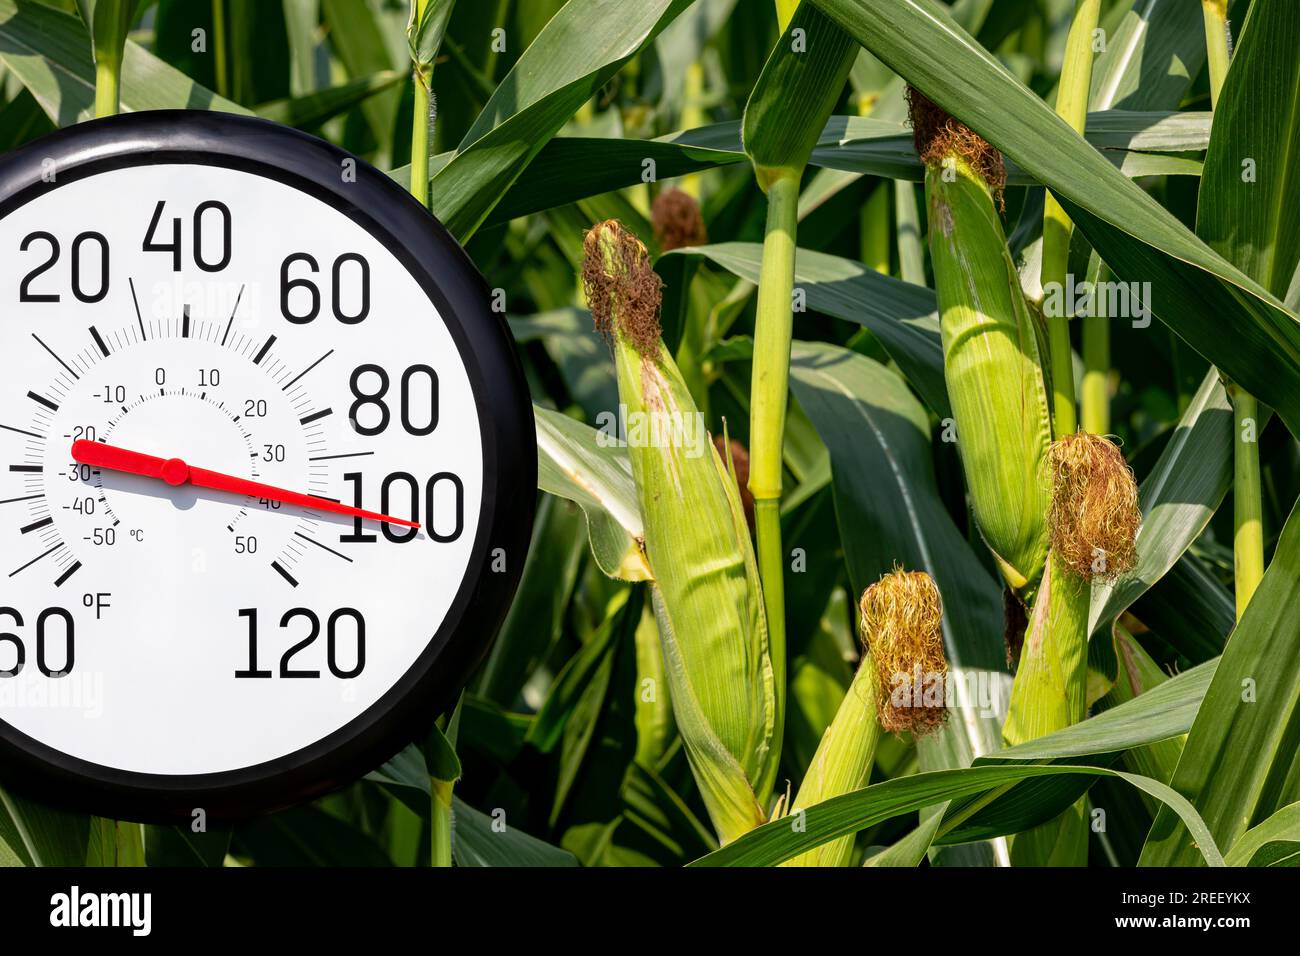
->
[[0, 112, 534, 820]]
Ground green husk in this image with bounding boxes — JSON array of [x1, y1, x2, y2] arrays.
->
[[586, 220, 778, 844], [782, 568, 947, 866], [1003, 431, 1141, 864], [921, 140, 1053, 592], [1003, 554, 1089, 744], [1003, 552, 1091, 865], [633, 601, 676, 769], [781, 658, 880, 867]]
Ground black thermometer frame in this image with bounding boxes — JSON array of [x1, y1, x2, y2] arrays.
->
[[0, 111, 535, 823]]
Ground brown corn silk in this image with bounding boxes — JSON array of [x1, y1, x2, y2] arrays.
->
[[651, 187, 708, 251], [861, 568, 948, 736]]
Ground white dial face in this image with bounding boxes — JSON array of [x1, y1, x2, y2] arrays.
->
[[0, 164, 483, 775]]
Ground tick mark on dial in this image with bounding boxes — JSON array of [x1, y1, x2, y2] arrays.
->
[[53, 560, 82, 588], [308, 451, 373, 462], [9, 464, 42, 473], [31, 334, 78, 380], [19, 516, 53, 534], [27, 391, 59, 413], [221, 285, 245, 346], [294, 531, 353, 563], [9, 541, 63, 578], [89, 326, 111, 358], [1, 424, 44, 440], [282, 349, 334, 391], [182, 305, 191, 339], [252, 335, 276, 365], [271, 560, 299, 588], [299, 408, 332, 426], [129, 277, 147, 340]]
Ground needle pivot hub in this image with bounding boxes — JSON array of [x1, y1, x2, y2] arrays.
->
[[161, 457, 190, 486]]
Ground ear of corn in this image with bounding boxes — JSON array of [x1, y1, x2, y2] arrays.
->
[[1003, 552, 1091, 866], [586, 221, 778, 843], [1003, 433, 1142, 865], [1002, 554, 1089, 743], [782, 569, 946, 867], [780, 658, 879, 867], [916, 94, 1053, 593]]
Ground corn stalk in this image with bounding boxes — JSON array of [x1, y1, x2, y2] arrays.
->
[[1042, 0, 1101, 437]]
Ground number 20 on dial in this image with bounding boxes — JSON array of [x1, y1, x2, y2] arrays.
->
[[0, 112, 534, 819]]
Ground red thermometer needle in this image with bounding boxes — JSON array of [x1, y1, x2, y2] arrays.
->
[[71, 439, 419, 529]]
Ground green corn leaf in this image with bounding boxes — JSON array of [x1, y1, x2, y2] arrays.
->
[[254, 69, 405, 128], [467, 110, 1205, 227], [534, 405, 651, 583], [0, 87, 53, 150], [85, 818, 145, 867], [451, 797, 579, 866], [995, 658, 1215, 763], [0, 787, 91, 866], [427, 0, 693, 241], [675, 243, 949, 418], [1141, 499, 1300, 865], [510, 309, 619, 422], [0, 0, 247, 123], [320, 0, 401, 160], [690, 763, 1223, 867], [619, 760, 718, 860], [1102, 625, 1184, 793], [234, 807, 395, 866], [1089, 369, 1236, 634], [281, 0, 319, 97], [808, 0, 1300, 439], [476, 493, 586, 706], [1196, 0, 1300, 302], [1224, 802, 1300, 867], [742, 2, 856, 181], [222, 0, 293, 106], [1088, 0, 1208, 111], [788, 341, 1004, 675], [931, 655, 1213, 848], [525, 589, 631, 754], [143, 825, 232, 867]]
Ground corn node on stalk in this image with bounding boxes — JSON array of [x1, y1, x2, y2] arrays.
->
[[910, 88, 1052, 593], [584, 221, 778, 843]]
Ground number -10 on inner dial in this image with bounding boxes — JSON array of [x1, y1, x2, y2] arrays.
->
[[0, 113, 533, 818]]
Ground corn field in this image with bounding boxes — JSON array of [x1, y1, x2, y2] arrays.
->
[[1, 0, 1299, 871]]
